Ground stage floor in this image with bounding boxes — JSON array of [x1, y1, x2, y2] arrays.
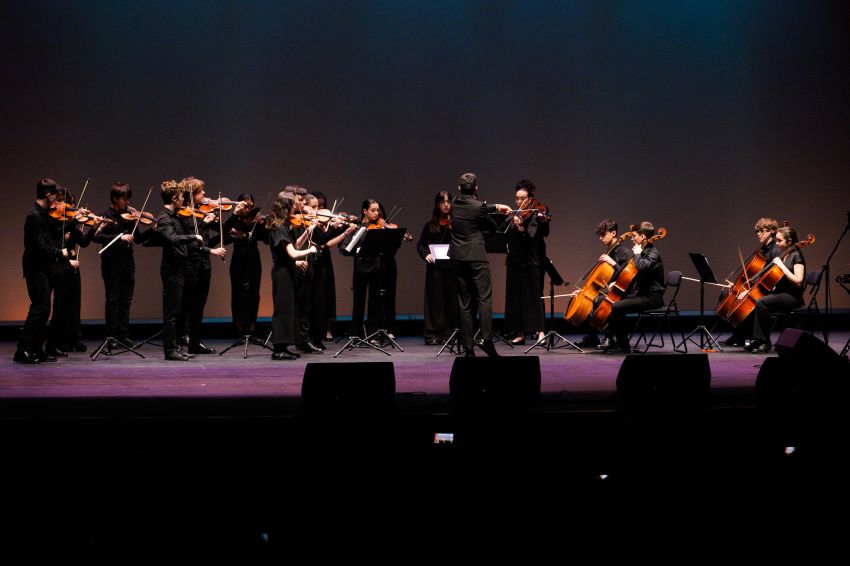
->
[[5, 331, 846, 415]]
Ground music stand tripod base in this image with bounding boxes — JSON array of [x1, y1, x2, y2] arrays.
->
[[436, 328, 462, 356], [683, 325, 723, 352], [90, 337, 146, 361], [219, 335, 273, 358], [334, 334, 392, 358], [524, 331, 584, 354], [474, 329, 514, 348]]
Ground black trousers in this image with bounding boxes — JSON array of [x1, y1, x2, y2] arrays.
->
[[229, 255, 261, 332], [295, 264, 314, 344], [18, 271, 53, 353], [161, 268, 186, 354], [505, 263, 545, 335], [423, 266, 458, 340], [47, 268, 75, 349], [179, 265, 211, 345], [102, 256, 135, 339], [456, 260, 494, 352], [751, 292, 802, 343], [351, 269, 383, 337], [607, 293, 664, 347], [310, 256, 335, 341], [271, 263, 298, 347], [382, 259, 397, 335]]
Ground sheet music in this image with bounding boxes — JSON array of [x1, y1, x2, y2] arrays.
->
[[429, 244, 450, 261], [343, 226, 367, 253]]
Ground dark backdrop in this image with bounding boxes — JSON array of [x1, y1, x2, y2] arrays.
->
[[3, 1, 849, 324]]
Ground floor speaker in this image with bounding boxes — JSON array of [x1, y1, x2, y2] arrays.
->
[[774, 328, 840, 362], [449, 356, 541, 404], [616, 354, 711, 402], [757, 329, 848, 401], [301, 362, 395, 412]]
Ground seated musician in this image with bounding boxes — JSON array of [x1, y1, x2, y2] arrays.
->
[[742, 225, 805, 353], [575, 219, 633, 349], [602, 221, 665, 354], [723, 217, 780, 347]]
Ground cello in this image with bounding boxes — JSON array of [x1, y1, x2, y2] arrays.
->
[[725, 233, 815, 327], [588, 226, 667, 331], [563, 230, 635, 326], [715, 244, 769, 319]]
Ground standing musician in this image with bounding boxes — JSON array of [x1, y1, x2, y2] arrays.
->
[[722, 217, 781, 347], [601, 221, 666, 354], [739, 225, 806, 353], [46, 189, 104, 356], [156, 180, 204, 361], [448, 172, 512, 357], [340, 199, 386, 338], [312, 191, 338, 341], [265, 190, 318, 360], [177, 176, 226, 354], [304, 193, 355, 350], [417, 190, 458, 345], [94, 182, 156, 349], [210, 192, 267, 340], [15, 179, 69, 363], [574, 219, 634, 349], [504, 179, 550, 345], [289, 189, 324, 354]]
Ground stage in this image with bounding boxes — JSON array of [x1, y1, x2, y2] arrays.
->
[[3, 332, 849, 562]]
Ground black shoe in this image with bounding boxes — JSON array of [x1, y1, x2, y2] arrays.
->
[[72, 342, 87, 352], [45, 345, 68, 357], [576, 335, 600, 348], [310, 340, 327, 351], [34, 351, 57, 363], [188, 343, 216, 354], [180, 335, 190, 346], [177, 347, 196, 359], [463, 350, 475, 357], [298, 341, 323, 353], [597, 337, 612, 350], [271, 351, 296, 361], [750, 342, 772, 354], [722, 337, 746, 347], [603, 345, 630, 354], [743, 339, 759, 352], [480, 340, 500, 358], [165, 350, 191, 361], [13, 350, 40, 364], [424, 338, 439, 346]]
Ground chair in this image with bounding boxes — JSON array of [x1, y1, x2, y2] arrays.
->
[[629, 270, 688, 354], [770, 267, 825, 342]]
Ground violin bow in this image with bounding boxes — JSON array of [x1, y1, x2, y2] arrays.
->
[[131, 187, 154, 238]]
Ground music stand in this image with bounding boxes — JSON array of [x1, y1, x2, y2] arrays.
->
[[335, 229, 405, 357], [90, 336, 145, 361], [525, 257, 582, 353], [219, 334, 273, 358], [681, 253, 725, 352], [480, 231, 513, 348]]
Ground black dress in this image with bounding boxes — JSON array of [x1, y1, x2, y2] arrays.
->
[[269, 224, 299, 346], [215, 213, 266, 332], [504, 212, 548, 336], [310, 224, 343, 342], [416, 220, 457, 342]]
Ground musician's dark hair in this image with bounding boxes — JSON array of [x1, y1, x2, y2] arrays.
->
[[110, 182, 132, 203], [514, 179, 535, 196], [36, 178, 59, 199], [428, 190, 452, 234], [595, 219, 618, 236], [458, 173, 478, 195], [361, 198, 379, 221], [776, 225, 799, 246], [635, 221, 655, 238]]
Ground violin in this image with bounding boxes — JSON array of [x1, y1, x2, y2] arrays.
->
[[74, 210, 114, 227], [48, 203, 112, 226], [289, 212, 314, 228], [588, 225, 668, 331], [120, 207, 157, 225], [197, 197, 243, 213], [724, 234, 816, 327], [177, 206, 211, 219]]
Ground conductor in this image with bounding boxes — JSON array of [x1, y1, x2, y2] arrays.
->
[[449, 172, 512, 357]]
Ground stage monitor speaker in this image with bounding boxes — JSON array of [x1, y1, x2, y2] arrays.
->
[[616, 354, 711, 403], [301, 362, 395, 413], [449, 356, 541, 405], [756, 329, 849, 401]]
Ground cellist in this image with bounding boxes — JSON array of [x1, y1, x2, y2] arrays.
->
[[573, 219, 633, 349], [601, 221, 666, 354], [722, 217, 780, 347], [739, 225, 806, 353]]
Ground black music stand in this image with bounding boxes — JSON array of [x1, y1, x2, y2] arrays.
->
[[219, 334, 273, 358], [681, 253, 724, 351], [335, 229, 406, 358], [525, 257, 582, 353], [90, 336, 145, 361], [836, 274, 850, 358], [821, 211, 850, 344], [479, 231, 513, 348]]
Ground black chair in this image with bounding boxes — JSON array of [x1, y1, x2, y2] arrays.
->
[[770, 267, 825, 342], [629, 270, 688, 354]]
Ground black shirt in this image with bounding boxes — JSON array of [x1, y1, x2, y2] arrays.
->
[[772, 249, 805, 299], [22, 202, 67, 277], [630, 244, 666, 296]]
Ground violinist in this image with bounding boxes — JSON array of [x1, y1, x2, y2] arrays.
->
[[288, 188, 324, 354], [573, 219, 634, 349], [211, 192, 267, 339], [304, 193, 355, 350], [449, 172, 513, 357], [601, 221, 666, 354], [265, 189, 318, 360], [176, 176, 226, 355], [722, 217, 780, 347], [45, 189, 104, 357], [504, 179, 550, 345], [156, 180, 205, 361], [340, 199, 386, 338], [15, 179, 69, 364], [740, 225, 806, 353], [93, 182, 156, 349], [417, 190, 458, 345]]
